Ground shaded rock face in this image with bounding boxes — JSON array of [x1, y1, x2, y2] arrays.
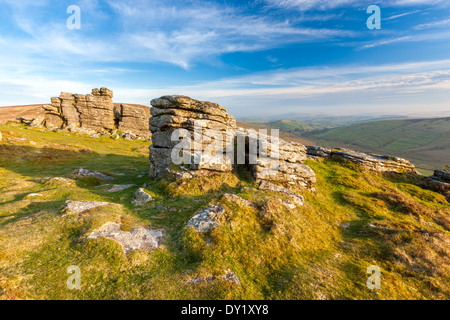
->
[[86, 222, 163, 253], [148, 95, 236, 178], [420, 168, 450, 201], [237, 128, 316, 189], [434, 169, 450, 182], [42, 88, 150, 138], [306, 146, 417, 174]]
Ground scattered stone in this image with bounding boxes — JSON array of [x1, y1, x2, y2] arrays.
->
[[86, 222, 163, 253], [106, 184, 136, 193], [76, 168, 115, 181], [277, 198, 296, 210], [258, 180, 304, 206], [186, 206, 226, 233], [156, 204, 168, 211], [64, 200, 111, 214], [132, 188, 153, 206], [222, 193, 254, 208]]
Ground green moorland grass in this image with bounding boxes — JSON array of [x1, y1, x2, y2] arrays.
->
[[0, 124, 449, 300]]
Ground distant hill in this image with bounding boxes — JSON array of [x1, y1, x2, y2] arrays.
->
[[307, 117, 450, 173]]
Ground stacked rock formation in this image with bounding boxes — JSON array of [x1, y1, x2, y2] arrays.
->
[[118, 104, 150, 137], [237, 128, 316, 189], [44, 88, 115, 131], [42, 88, 150, 138], [306, 146, 417, 174], [148, 95, 237, 178]]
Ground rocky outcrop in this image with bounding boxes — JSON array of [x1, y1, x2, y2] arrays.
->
[[433, 169, 450, 182], [237, 128, 316, 189], [306, 146, 417, 174], [419, 168, 450, 201], [148, 95, 236, 178], [118, 104, 150, 138], [42, 88, 150, 139], [86, 222, 163, 253]]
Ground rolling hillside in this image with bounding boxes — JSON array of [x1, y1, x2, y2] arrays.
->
[[308, 118, 450, 173]]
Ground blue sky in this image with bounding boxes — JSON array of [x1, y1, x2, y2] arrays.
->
[[0, 0, 449, 118]]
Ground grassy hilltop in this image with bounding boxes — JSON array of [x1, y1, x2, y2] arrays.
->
[[0, 124, 449, 300]]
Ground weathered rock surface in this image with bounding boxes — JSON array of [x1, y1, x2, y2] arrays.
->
[[237, 128, 316, 188], [106, 184, 136, 193], [118, 104, 150, 137], [306, 146, 417, 174], [75, 168, 115, 181], [40, 88, 151, 139], [64, 200, 110, 214], [186, 206, 226, 233], [86, 222, 163, 253], [149, 96, 236, 178], [332, 148, 417, 173], [419, 168, 450, 201], [132, 188, 153, 206], [258, 180, 304, 206]]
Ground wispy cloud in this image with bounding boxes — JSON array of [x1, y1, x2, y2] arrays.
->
[[414, 18, 450, 30]]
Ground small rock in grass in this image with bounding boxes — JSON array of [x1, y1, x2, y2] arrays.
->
[[106, 184, 136, 193], [76, 168, 114, 181], [186, 206, 225, 233], [132, 188, 153, 206], [64, 200, 111, 214]]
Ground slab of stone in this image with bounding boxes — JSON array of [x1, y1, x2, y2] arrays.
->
[[106, 184, 136, 193], [76, 168, 115, 181], [64, 200, 111, 214], [86, 222, 163, 253]]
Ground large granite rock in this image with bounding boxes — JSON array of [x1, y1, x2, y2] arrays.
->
[[41, 88, 151, 138], [118, 104, 150, 137], [306, 146, 417, 174], [148, 96, 236, 178]]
